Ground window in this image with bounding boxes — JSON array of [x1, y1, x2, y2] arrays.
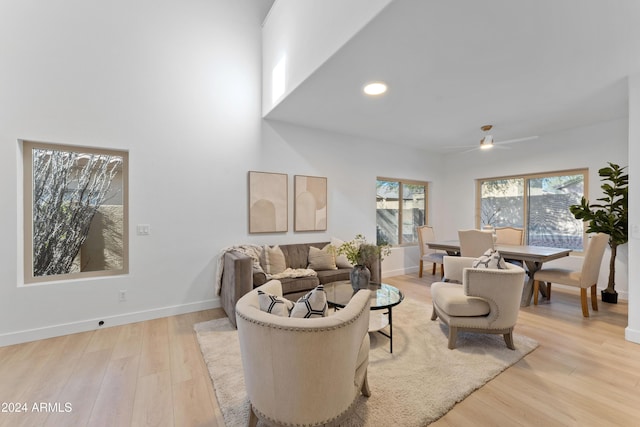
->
[[376, 178, 428, 246], [477, 169, 587, 250], [22, 140, 129, 284]]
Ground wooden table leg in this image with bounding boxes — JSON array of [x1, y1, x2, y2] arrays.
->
[[521, 261, 548, 307]]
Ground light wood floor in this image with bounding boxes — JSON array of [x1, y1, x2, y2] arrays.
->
[[1, 273, 639, 427]]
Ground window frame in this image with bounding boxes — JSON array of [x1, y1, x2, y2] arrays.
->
[[475, 168, 588, 251], [376, 177, 429, 247], [22, 140, 129, 284]]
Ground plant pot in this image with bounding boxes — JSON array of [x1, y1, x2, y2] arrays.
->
[[601, 290, 618, 304], [350, 265, 371, 292]]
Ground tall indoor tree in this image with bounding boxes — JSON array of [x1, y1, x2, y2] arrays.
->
[[569, 162, 628, 302]]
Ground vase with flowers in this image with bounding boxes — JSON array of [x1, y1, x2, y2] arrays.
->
[[337, 234, 391, 291]]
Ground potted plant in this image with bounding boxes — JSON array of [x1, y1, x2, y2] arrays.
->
[[338, 234, 391, 290], [569, 162, 628, 303]]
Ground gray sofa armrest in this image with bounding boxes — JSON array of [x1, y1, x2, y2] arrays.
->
[[220, 250, 254, 328]]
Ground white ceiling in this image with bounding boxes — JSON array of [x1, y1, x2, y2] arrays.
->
[[264, 0, 640, 153]]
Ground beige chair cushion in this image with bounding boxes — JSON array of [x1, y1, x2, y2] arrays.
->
[[431, 282, 491, 317], [534, 268, 582, 287]]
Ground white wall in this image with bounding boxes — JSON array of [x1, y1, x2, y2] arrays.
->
[[438, 118, 630, 298], [626, 73, 640, 344], [0, 0, 269, 345], [262, 0, 392, 114]]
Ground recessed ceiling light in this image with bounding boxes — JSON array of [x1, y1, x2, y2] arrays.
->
[[363, 82, 387, 96]]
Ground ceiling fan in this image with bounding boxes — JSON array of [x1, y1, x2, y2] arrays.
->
[[461, 125, 538, 153]]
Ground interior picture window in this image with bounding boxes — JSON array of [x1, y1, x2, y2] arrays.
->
[[22, 140, 129, 283], [376, 178, 428, 246], [478, 170, 586, 250]]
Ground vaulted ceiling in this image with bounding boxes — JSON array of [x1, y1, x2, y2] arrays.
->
[[265, 0, 640, 153]]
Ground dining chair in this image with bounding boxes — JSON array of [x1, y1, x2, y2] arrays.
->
[[416, 225, 444, 277], [532, 233, 609, 317], [458, 229, 495, 258], [494, 227, 525, 266], [494, 227, 524, 245]]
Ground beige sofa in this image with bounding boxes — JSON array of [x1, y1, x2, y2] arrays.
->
[[236, 280, 371, 426], [220, 242, 381, 327]]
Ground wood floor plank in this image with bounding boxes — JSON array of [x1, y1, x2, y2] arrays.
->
[[172, 375, 219, 427], [86, 354, 140, 427], [139, 318, 171, 377], [42, 348, 112, 427], [131, 371, 173, 427], [1, 272, 639, 427]]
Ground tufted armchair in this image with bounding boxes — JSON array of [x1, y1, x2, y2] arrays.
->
[[235, 280, 371, 427], [430, 256, 526, 350]]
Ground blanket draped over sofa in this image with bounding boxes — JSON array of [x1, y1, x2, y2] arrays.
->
[[218, 242, 381, 327]]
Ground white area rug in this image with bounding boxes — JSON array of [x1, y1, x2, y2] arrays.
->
[[194, 298, 538, 427]]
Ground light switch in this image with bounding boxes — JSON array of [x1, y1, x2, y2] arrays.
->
[[632, 224, 640, 240], [137, 224, 151, 236]]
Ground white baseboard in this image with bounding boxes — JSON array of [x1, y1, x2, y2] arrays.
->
[[0, 298, 221, 347], [625, 327, 640, 344], [382, 266, 419, 278]]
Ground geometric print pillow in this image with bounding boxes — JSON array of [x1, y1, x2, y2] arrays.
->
[[289, 285, 328, 318], [257, 290, 295, 317], [472, 248, 507, 270]]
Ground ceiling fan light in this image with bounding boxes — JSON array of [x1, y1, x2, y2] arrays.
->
[[480, 135, 494, 149]]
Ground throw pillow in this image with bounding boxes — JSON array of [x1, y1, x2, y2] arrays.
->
[[307, 244, 337, 271], [290, 285, 328, 318], [331, 237, 353, 268], [260, 245, 286, 275], [472, 248, 507, 269], [257, 290, 294, 317]]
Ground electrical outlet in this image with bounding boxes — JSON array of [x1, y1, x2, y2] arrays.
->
[[119, 290, 127, 302]]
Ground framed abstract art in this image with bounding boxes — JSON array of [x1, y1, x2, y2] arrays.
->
[[248, 171, 288, 233], [294, 175, 327, 231]]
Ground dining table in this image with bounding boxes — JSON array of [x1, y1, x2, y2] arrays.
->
[[425, 240, 572, 307]]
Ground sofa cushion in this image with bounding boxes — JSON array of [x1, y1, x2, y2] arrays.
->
[[331, 237, 354, 268], [280, 242, 328, 269], [279, 276, 320, 296], [316, 268, 352, 284], [257, 289, 294, 317], [307, 244, 337, 271], [290, 285, 328, 318], [472, 248, 507, 270], [260, 245, 286, 274]]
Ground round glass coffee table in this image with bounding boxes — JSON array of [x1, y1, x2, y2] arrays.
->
[[324, 281, 404, 353]]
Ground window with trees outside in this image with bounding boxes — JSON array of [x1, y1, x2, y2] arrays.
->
[[477, 169, 587, 251], [376, 178, 428, 246], [22, 140, 129, 284]]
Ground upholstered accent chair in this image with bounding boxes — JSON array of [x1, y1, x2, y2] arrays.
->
[[533, 232, 609, 317], [430, 256, 526, 350], [417, 225, 445, 277], [458, 229, 495, 257], [235, 280, 371, 427]]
